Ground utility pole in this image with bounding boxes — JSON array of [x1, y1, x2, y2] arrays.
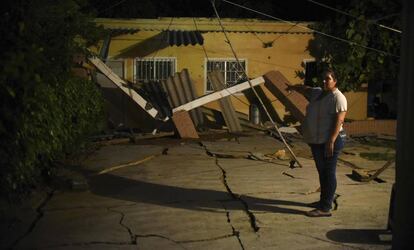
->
[[393, 1, 414, 248]]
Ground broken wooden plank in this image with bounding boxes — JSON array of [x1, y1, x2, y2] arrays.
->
[[88, 56, 168, 121], [172, 76, 265, 113], [97, 155, 155, 175], [131, 132, 175, 141], [172, 110, 199, 139]]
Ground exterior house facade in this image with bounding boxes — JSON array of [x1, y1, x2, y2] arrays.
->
[[93, 17, 367, 128]]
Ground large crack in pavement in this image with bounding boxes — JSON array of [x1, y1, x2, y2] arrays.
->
[[38, 241, 134, 248], [215, 158, 260, 232], [107, 207, 137, 245], [136, 233, 241, 249], [221, 202, 245, 250], [135, 234, 187, 249], [9, 189, 56, 249], [108, 206, 241, 249], [199, 142, 260, 234], [25, 204, 148, 249]]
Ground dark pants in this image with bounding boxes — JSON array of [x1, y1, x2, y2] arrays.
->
[[309, 135, 345, 211]]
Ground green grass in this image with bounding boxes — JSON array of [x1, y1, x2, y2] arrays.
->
[[359, 152, 395, 161], [353, 137, 396, 149]]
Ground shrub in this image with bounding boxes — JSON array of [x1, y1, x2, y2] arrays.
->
[[0, 0, 105, 199]]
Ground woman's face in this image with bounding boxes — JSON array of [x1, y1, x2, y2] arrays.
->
[[323, 73, 337, 91]]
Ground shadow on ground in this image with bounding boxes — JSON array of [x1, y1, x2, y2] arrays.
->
[[89, 173, 310, 215], [326, 229, 391, 245]]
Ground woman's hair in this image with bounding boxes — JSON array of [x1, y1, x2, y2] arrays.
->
[[322, 68, 337, 82]]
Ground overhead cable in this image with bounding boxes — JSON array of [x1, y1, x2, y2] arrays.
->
[[211, 0, 304, 168], [98, 0, 128, 14], [306, 0, 402, 34], [193, 17, 250, 106], [221, 0, 399, 58]]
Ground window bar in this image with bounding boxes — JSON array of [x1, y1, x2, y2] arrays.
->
[[138, 60, 141, 82], [137, 60, 139, 82], [163, 59, 167, 80], [139, 60, 142, 82], [155, 60, 158, 81], [167, 60, 171, 80], [140, 60, 143, 81], [160, 59, 164, 80], [167, 59, 170, 79], [136, 60, 144, 81], [146, 60, 148, 81], [144, 60, 147, 81], [223, 61, 228, 88]]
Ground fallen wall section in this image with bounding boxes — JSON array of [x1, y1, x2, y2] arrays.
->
[[89, 56, 168, 121], [263, 71, 308, 123]]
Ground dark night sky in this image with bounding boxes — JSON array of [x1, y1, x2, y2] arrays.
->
[[87, 0, 345, 21]]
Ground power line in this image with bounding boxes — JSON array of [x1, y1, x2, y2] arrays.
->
[[193, 18, 250, 106], [306, 0, 402, 34], [243, 21, 302, 48], [211, 0, 304, 168], [242, 22, 266, 44], [221, 0, 399, 58], [98, 0, 129, 14]]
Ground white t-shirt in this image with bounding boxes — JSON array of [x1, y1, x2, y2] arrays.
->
[[302, 87, 347, 144]]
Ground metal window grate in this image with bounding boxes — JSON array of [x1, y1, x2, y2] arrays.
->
[[206, 59, 247, 91], [136, 58, 176, 83]]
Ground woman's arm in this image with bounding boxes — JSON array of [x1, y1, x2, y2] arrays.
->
[[326, 111, 347, 158], [286, 84, 312, 97]]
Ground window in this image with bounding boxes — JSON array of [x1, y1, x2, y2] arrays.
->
[[135, 57, 176, 83], [107, 60, 125, 78], [205, 59, 247, 92], [304, 59, 317, 87], [96, 59, 125, 88]]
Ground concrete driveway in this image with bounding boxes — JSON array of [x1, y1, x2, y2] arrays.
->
[[3, 133, 394, 249]]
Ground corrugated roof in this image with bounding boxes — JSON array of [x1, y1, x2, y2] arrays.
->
[[108, 28, 140, 36], [104, 27, 204, 47], [165, 30, 204, 46], [95, 18, 314, 34]]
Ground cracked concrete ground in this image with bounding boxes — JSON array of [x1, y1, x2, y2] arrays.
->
[[2, 132, 394, 249]]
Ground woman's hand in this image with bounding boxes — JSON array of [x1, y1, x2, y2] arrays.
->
[[285, 84, 310, 96], [325, 140, 334, 158]]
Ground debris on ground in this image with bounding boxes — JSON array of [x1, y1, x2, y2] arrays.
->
[[351, 160, 394, 182], [97, 155, 156, 175], [265, 149, 290, 160]]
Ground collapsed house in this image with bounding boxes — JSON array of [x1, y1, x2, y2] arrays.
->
[[87, 17, 395, 138]]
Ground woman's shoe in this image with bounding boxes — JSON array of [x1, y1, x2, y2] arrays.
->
[[305, 209, 332, 217], [307, 201, 320, 208]]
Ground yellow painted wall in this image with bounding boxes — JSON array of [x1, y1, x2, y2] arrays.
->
[[96, 18, 367, 122], [344, 91, 367, 120]]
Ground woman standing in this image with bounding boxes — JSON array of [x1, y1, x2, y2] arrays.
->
[[290, 69, 347, 217]]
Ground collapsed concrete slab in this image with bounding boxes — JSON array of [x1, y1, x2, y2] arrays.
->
[[89, 56, 168, 122], [208, 71, 243, 133], [172, 110, 199, 139], [162, 69, 204, 129], [263, 71, 308, 123]]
